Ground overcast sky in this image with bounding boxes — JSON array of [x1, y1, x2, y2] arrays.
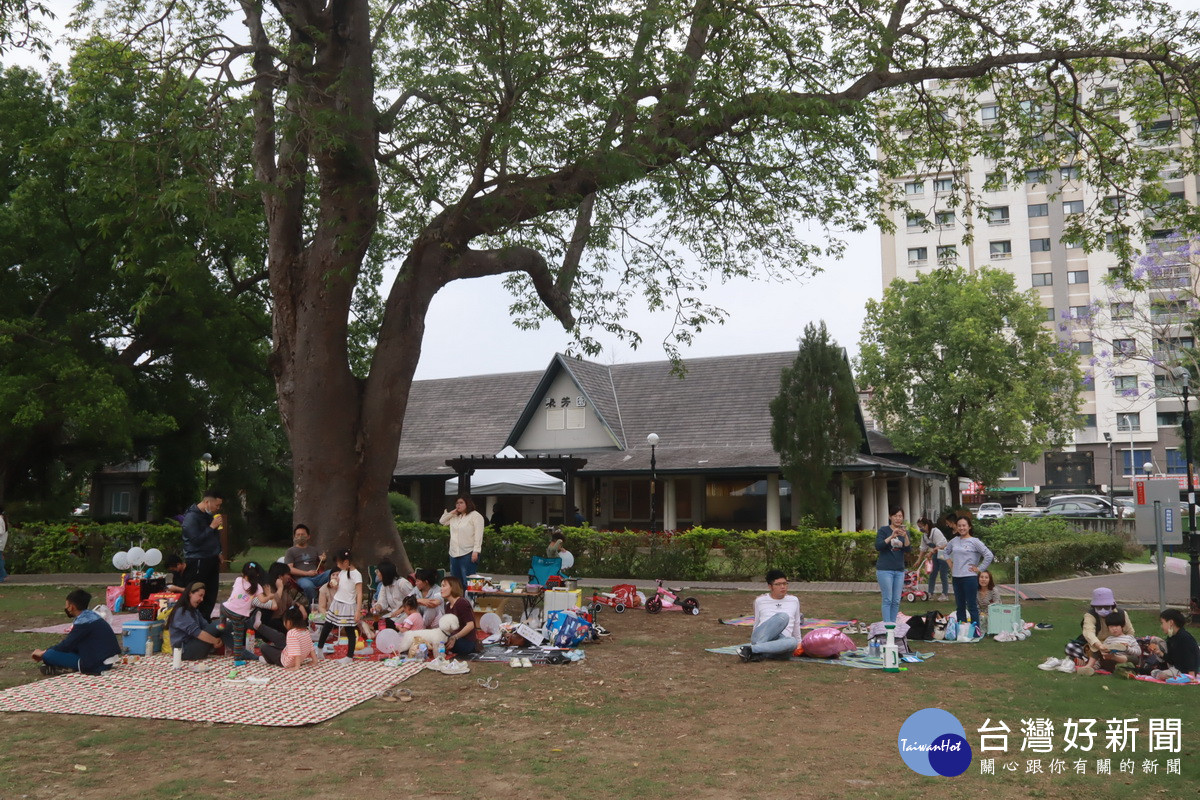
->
[[7, 1, 1197, 381]]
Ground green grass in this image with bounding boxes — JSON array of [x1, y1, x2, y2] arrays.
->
[[1, 585, 1197, 797], [228, 545, 285, 573]]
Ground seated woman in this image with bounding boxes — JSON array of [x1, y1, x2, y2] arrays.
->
[[440, 576, 477, 657], [1153, 608, 1200, 681], [362, 559, 415, 638], [251, 562, 309, 654], [976, 569, 1001, 627], [168, 582, 226, 661]]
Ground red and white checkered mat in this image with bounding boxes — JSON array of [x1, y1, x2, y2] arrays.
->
[[0, 655, 424, 727]]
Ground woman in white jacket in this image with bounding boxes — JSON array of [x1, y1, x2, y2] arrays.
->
[[440, 496, 484, 592]]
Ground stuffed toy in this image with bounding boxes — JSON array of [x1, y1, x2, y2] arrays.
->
[[398, 614, 461, 658]]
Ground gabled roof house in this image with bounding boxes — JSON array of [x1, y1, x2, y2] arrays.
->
[[393, 352, 948, 531]]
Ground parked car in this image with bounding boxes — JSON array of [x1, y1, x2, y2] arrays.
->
[[1044, 494, 1115, 513], [1040, 498, 1115, 518], [1113, 498, 1135, 519], [976, 502, 1005, 519]]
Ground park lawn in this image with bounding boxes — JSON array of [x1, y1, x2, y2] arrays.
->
[[0, 584, 1196, 798]]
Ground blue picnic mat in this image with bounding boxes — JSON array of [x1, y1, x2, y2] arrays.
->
[[706, 644, 935, 669]]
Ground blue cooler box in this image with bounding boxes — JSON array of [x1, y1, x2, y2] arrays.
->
[[122, 620, 164, 654]]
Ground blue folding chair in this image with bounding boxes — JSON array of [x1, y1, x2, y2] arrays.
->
[[529, 556, 564, 586]]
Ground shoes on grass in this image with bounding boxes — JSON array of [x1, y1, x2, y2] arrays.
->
[[1056, 659, 1076, 673], [334, 657, 353, 665], [738, 645, 764, 663], [937, 594, 950, 602], [509, 658, 521, 668], [1037, 657, 1062, 671], [1076, 665, 1095, 677], [520, 657, 533, 668], [38, 663, 70, 676]]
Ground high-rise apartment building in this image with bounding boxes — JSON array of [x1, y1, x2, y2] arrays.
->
[[880, 89, 1198, 504]]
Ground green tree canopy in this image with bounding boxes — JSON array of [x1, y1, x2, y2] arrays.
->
[[857, 268, 1083, 502], [0, 48, 288, 533], [32, 0, 1200, 567], [770, 322, 862, 527]]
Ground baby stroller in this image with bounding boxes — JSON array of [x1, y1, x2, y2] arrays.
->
[[902, 569, 929, 603]]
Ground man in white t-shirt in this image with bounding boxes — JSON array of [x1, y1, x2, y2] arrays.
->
[[739, 569, 804, 662]]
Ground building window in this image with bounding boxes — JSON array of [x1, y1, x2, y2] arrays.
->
[[907, 247, 928, 264], [1114, 375, 1138, 394], [981, 104, 1000, 122], [1032, 272, 1053, 287], [1104, 195, 1123, 212], [1116, 412, 1141, 432], [1150, 228, 1177, 240], [1155, 374, 1180, 397], [1140, 118, 1175, 139], [936, 245, 957, 264], [1167, 449, 1188, 475], [1064, 239, 1084, 249], [1106, 232, 1127, 249], [904, 180, 924, 195], [1073, 340, 1093, 355], [1030, 238, 1052, 252], [1159, 411, 1184, 427], [1151, 300, 1186, 319], [1111, 302, 1133, 320], [1028, 203, 1049, 218], [1026, 168, 1048, 184], [1060, 165, 1081, 181], [1063, 199, 1085, 215], [1069, 305, 1090, 319], [906, 213, 925, 228], [1149, 264, 1189, 288], [1077, 413, 1097, 428], [987, 206, 1010, 224], [989, 240, 1012, 259], [933, 177, 954, 193], [935, 210, 955, 228], [1043, 307, 1055, 322], [1122, 449, 1153, 476], [1113, 339, 1136, 356], [111, 491, 131, 516], [1067, 270, 1089, 284]]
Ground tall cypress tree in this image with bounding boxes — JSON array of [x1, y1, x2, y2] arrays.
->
[[770, 322, 863, 527]]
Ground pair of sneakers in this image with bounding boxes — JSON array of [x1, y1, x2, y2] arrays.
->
[[427, 657, 470, 674], [508, 657, 534, 668], [738, 645, 765, 663], [1037, 656, 1076, 673]]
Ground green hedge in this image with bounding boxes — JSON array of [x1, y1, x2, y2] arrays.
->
[[4, 522, 184, 574], [5, 517, 1126, 582], [972, 516, 1129, 582], [396, 522, 881, 581]]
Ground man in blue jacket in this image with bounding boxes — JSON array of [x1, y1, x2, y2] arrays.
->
[[181, 490, 227, 619], [32, 589, 121, 675]]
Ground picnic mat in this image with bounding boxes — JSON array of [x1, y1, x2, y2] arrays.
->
[[1130, 674, 1200, 686], [0, 655, 424, 727], [706, 644, 935, 669], [12, 613, 140, 636], [468, 646, 568, 664], [718, 616, 852, 630]]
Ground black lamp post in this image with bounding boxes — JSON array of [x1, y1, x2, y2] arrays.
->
[[647, 433, 659, 532], [202, 452, 212, 490], [1103, 432, 1114, 512], [1178, 371, 1200, 622]]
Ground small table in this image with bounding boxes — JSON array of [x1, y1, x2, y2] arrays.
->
[[467, 589, 543, 619]]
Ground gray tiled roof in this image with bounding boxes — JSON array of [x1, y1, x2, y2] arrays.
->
[[394, 351, 939, 478]]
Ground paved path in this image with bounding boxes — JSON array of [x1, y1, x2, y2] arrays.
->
[[3, 563, 1192, 606]]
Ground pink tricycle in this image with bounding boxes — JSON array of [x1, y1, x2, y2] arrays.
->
[[645, 579, 700, 615]]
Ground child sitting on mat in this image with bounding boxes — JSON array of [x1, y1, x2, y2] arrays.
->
[[1077, 611, 1141, 676], [1152, 608, 1200, 682], [394, 595, 423, 632], [260, 606, 315, 668]]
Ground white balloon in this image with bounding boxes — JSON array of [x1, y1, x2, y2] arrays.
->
[[559, 550, 575, 570], [143, 548, 163, 567], [112, 552, 130, 571], [127, 546, 146, 566]]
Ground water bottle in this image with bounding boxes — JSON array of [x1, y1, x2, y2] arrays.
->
[[172, 646, 183, 670], [437, 642, 446, 660], [868, 640, 880, 658], [418, 643, 428, 661]]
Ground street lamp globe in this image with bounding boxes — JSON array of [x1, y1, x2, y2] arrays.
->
[[1143, 462, 1154, 476], [646, 433, 659, 446]]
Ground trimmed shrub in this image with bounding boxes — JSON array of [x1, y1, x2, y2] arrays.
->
[[5, 522, 184, 574]]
